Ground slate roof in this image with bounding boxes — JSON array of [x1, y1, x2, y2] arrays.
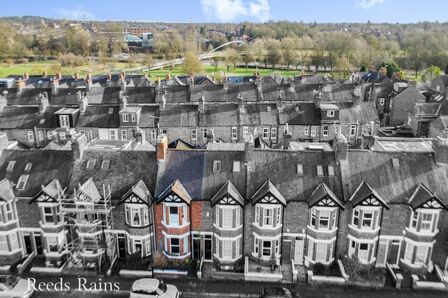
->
[[86, 87, 121, 105], [339, 102, 379, 124], [393, 86, 426, 103], [5, 88, 49, 106], [210, 180, 245, 206], [248, 150, 342, 203], [0, 106, 41, 129], [156, 179, 192, 204], [37, 106, 63, 129], [156, 85, 189, 103], [251, 180, 287, 205], [240, 103, 277, 126], [340, 150, 448, 205], [119, 179, 152, 205], [31, 179, 64, 202], [0, 149, 74, 197], [415, 103, 440, 116], [139, 106, 159, 128], [283, 84, 320, 102], [203, 103, 238, 126], [76, 106, 120, 128], [191, 83, 258, 103], [307, 182, 344, 208], [321, 84, 358, 103], [176, 75, 215, 86], [279, 103, 321, 125], [408, 183, 448, 210], [349, 180, 389, 208], [125, 87, 156, 104], [50, 88, 81, 106], [68, 149, 157, 202], [158, 105, 198, 127]]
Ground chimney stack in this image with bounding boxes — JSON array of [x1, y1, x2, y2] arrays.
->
[[23, 72, 29, 81], [86, 71, 93, 91], [119, 90, 128, 110], [407, 80, 417, 88], [237, 93, 244, 109], [16, 79, 25, 93], [51, 76, 60, 95], [77, 90, 87, 113], [160, 93, 166, 111], [156, 135, 168, 161], [276, 90, 283, 111], [74, 72, 79, 80], [120, 71, 127, 92], [283, 124, 292, 149], [0, 90, 7, 113], [37, 92, 49, 113], [42, 70, 48, 78], [334, 139, 348, 161], [71, 133, 87, 160]]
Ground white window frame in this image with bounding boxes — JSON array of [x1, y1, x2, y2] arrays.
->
[[232, 160, 241, 173], [310, 126, 317, 137], [27, 130, 34, 142], [6, 161, 15, 172], [16, 175, 29, 190], [191, 128, 197, 141], [59, 115, 70, 128], [131, 114, 136, 122], [231, 127, 238, 140], [297, 164, 304, 176], [327, 110, 335, 117], [213, 160, 221, 172], [151, 129, 157, 141], [316, 165, 324, 177], [121, 130, 128, 140], [270, 127, 277, 140], [350, 125, 357, 136], [328, 166, 335, 176], [263, 208, 273, 226], [109, 129, 117, 140], [122, 114, 129, 122], [262, 127, 269, 139], [322, 125, 329, 137]]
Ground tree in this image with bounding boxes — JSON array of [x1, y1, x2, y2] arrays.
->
[[281, 37, 297, 70], [240, 45, 255, 69], [182, 51, 203, 75], [377, 61, 400, 78], [142, 54, 154, 70], [224, 48, 239, 71], [265, 39, 282, 70], [421, 65, 442, 82]]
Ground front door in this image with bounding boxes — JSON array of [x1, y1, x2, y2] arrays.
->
[[204, 235, 212, 260], [118, 236, 126, 257], [98, 129, 109, 140], [387, 240, 400, 265], [282, 241, 291, 263], [294, 237, 304, 264], [376, 240, 387, 266], [24, 234, 33, 255], [34, 234, 43, 255], [193, 236, 201, 260]]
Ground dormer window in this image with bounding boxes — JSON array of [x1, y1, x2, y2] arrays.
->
[[16, 175, 29, 190], [297, 164, 304, 176], [408, 210, 439, 234], [350, 206, 381, 230], [327, 110, 335, 117], [24, 163, 32, 172], [131, 114, 136, 122], [7, 161, 15, 172], [308, 207, 338, 231], [101, 159, 110, 170], [122, 114, 129, 122], [392, 158, 400, 168], [316, 165, 324, 177], [86, 159, 96, 169], [108, 108, 114, 114]]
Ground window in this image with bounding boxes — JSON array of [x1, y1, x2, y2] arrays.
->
[[328, 166, 335, 176], [27, 131, 34, 142], [297, 164, 304, 176], [59, 115, 70, 128], [108, 108, 114, 114], [304, 126, 310, 136], [9, 232, 19, 251], [222, 240, 232, 259], [86, 159, 96, 169], [47, 131, 54, 140], [392, 158, 400, 168], [170, 238, 180, 255], [415, 246, 427, 264], [316, 165, 324, 176], [203, 128, 208, 140], [101, 159, 110, 170], [43, 206, 54, 224], [109, 130, 117, 140], [255, 205, 260, 224], [122, 114, 129, 122], [310, 209, 316, 227], [262, 241, 271, 257], [271, 127, 277, 140], [232, 161, 241, 173], [243, 127, 249, 139], [310, 126, 317, 137], [276, 207, 281, 224], [24, 163, 32, 172], [222, 208, 233, 228], [59, 132, 66, 140], [213, 160, 221, 172], [121, 130, 128, 140], [151, 129, 157, 141], [7, 161, 15, 172], [169, 206, 179, 226], [411, 211, 418, 229], [350, 125, 356, 136], [327, 110, 335, 117], [254, 238, 259, 254], [131, 114, 136, 122], [126, 205, 149, 227], [420, 213, 433, 231], [161, 129, 168, 135], [0, 235, 7, 252], [362, 211, 373, 228], [319, 210, 330, 229], [132, 207, 141, 226], [262, 127, 269, 139], [231, 127, 238, 140], [323, 125, 329, 137], [379, 98, 385, 105], [16, 175, 29, 190], [353, 209, 359, 226], [358, 243, 369, 261], [263, 208, 273, 226], [316, 242, 327, 261], [191, 129, 197, 141]]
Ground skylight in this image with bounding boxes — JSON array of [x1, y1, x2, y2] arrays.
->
[[101, 159, 110, 170], [86, 159, 96, 169], [6, 161, 16, 172], [16, 175, 29, 190], [108, 108, 114, 114], [24, 163, 32, 172]]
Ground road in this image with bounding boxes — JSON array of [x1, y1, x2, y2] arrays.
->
[[27, 275, 447, 298]]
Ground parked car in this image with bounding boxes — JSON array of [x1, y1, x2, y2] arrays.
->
[[130, 278, 179, 298], [0, 275, 34, 298], [260, 287, 296, 298]]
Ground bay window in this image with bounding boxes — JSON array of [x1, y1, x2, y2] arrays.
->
[[0, 235, 7, 252], [307, 238, 335, 264], [262, 241, 271, 257], [170, 238, 180, 255], [361, 211, 373, 228], [214, 205, 241, 230], [125, 204, 150, 227], [308, 207, 338, 231], [408, 210, 439, 234], [0, 202, 17, 224], [403, 240, 432, 266], [348, 238, 375, 264], [351, 207, 380, 230], [253, 234, 281, 259], [0, 231, 22, 253], [163, 203, 188, 227], [254, 205, 282, 228]]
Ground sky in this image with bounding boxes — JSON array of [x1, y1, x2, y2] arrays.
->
[[0, 0, 447, 23]]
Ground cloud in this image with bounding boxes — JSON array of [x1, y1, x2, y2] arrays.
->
[[201, 0, 271, 22], [357, 0, 385, 9], [56, 4, 95, 20]]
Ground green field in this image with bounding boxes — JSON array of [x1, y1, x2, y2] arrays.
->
[[0, 60, 302, 79]]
